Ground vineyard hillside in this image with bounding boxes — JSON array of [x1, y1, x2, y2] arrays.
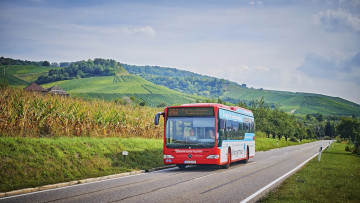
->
[[222, 83, 360, 116], [42, 75, 201, 106], [124, 64, 360, 116], [1, 65, 62, 83], [2, 59, 360, 116]]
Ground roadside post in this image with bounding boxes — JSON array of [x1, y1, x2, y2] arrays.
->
[[122, 151, 129, 161], [277, 140, 279, 147], [318, 145, 322, 162]]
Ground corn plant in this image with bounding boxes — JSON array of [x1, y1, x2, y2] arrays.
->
[[0, 87, 164, 138]]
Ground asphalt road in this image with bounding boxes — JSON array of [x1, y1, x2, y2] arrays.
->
[[1, 140, 331, 203]]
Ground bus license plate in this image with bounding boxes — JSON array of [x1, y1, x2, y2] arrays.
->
[[184, 160, 196, 164]]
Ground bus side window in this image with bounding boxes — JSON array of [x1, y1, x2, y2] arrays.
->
[[218, 119, 225, 147], [218, 130, 225, 147]]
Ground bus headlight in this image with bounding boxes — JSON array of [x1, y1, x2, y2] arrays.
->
[[206, 155, 219, 159], [164, 155, 174, 159]]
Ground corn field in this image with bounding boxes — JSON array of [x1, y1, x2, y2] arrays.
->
[[0, 87, 164, 138]]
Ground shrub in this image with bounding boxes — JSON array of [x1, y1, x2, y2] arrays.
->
[[289, 137, 298, 142], [334, 135, 341, 143]]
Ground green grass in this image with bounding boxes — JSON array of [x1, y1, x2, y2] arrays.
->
[[260, 142, 360, 202], [0, 137, 163, 192], [0, 136, 316, 192]]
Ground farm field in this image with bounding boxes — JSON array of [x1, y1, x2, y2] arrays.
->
[[0, 87, 164, 138]]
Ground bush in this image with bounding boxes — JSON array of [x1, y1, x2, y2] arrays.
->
[[289, 137, 298, 142], [255, 131, 267, 138], [345, 144, 354, 152], [157, 102, 167, 108], [344, 139, 359, 154], [334, 135, 341, 143]]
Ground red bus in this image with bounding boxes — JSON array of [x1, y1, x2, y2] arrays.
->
[[154, 103, 255, 169]]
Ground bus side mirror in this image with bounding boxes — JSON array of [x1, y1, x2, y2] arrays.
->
[[154, 112, 164, 125]]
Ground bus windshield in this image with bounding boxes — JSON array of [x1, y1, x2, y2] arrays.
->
[[166, 117, 215, 149]]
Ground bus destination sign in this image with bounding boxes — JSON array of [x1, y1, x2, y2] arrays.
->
[[167, 107, 214, 117]]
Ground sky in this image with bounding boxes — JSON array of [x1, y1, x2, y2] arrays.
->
[[1, 0, 360, 104]]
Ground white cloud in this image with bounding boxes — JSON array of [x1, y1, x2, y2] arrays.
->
[[248, 1, 263, 7], [298, 52, 360, 84], [313, 8, 360, 32], [121, 26, 156, 37]]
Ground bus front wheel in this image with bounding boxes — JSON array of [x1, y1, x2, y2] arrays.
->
[[177, 164, 186, 169], [222, 149, 231, 169]]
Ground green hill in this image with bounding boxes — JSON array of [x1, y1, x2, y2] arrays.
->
[[123, 64, 360, 116], [42, 75, 200, 107], [1, 65, 62, 83], [2, 58, 360, 116], [1, 60, 202, 107], [222, 83, 360, 116]]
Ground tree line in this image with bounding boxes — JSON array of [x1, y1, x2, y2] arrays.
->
[[122, 63, 250, 97], [0, 56, 51, 67], [36, 59, 128, 84], [246, 98, 360, 153], [122, 64, 209, 78], [203, 97, 360, 154], [144, 75, 233, 97]]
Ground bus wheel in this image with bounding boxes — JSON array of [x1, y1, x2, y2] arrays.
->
[[243, 148, 249, 163], [177, 164, 186, 169], [222, 149, 231, 169]]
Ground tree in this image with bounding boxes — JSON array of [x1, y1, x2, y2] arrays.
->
[[306, 114, 313, 121], [338, 117, 360, 154], [51, 62, 59, 67], [43, 61, 50, 66], [325, 121, 336, 138], [314, 113, 324, 122], [337, 117, 360, 142]]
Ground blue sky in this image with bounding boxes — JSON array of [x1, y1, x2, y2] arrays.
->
[[1, 0, 360, 104]]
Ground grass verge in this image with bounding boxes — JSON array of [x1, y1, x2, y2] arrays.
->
[[255, 137, 314, 152], [0, 137, 163, 192], [0, 136, 315, 193], [259, 142, 360, 202]]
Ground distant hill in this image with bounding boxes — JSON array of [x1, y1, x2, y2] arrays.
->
[[123, 64, 360, 116], [41, 75, 200, 107], [2, 57, 360, 116], [1, 65, 62, 84], [36, 59, 128, 84]]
